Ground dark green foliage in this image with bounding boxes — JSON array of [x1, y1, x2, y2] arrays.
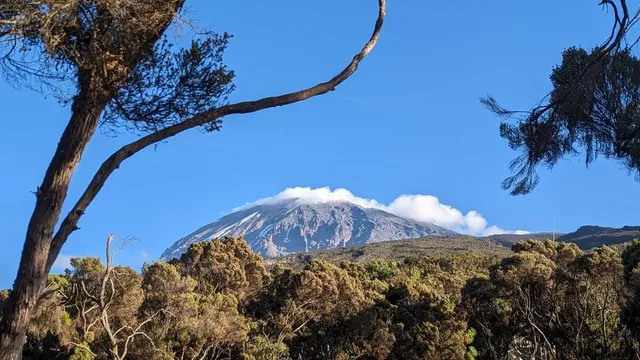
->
[[102, 34, 235, 134], [10, 237, 640, 359], [366, 259, 398, 281], [484, 47, 640, 195], [22, 332, 65, 360], [463, 240, 638, 359], [622, 240, 640, 340], [623, 239, 640, 281]]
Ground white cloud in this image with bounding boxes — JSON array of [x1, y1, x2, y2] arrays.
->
[[52, 254, 74, 271], [233, 187, 382, 211], [234, 186, 528, 237]]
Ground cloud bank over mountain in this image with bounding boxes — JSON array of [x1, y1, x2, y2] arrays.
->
[[233, 187, 528, 237]]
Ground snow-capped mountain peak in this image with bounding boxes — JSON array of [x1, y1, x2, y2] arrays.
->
[[160, 199, 458, 261]]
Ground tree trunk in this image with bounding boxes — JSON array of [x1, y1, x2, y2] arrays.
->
[[0, 87, 106, 360]]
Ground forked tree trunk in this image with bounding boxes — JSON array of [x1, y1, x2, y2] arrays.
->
[[0, 87, 106, 360]]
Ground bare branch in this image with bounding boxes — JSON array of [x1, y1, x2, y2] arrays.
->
[[67, 234, 166, 360], [64, 341, 97, 357], [80, 281, 99, 304], [119, 309, 166, 360], [100, 234, 115, 310], [113, 235, 138, 255]]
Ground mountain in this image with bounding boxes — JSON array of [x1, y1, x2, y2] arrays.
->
[[160, 199, 458, 261], [483, 225, 640, 250], [557, 225, 640, 249], [264, 235, 512, 269]]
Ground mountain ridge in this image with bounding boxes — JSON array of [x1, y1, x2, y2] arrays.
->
[[160, 199, 458, 261], [557, 225, 640, 249]]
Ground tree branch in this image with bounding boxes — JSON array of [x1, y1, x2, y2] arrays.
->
[[46, 0, 385, 270], [119, 310, 165, 360], [482, 0, 640, 195], [64, 341, 97, 357], [80, 281, 99, 304], [486, 0, 636, 124]]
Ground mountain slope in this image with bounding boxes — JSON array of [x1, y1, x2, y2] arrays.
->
[[486, 232, 561, 248], [557, 225, 640, 249], [160, 200, 458, 260], [265, 235, 512, 269]]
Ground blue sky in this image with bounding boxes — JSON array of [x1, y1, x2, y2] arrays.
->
[[2, 0, 640, 288]]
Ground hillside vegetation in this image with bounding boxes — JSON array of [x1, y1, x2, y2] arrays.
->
[[265, 236, 512, 269], [5, 236, 640, 359], [484, 233, 559, 248]]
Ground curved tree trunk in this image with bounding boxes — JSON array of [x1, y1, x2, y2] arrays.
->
[[0, 88, 106, 360]]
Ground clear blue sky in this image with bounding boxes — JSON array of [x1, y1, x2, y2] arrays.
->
[[1, 0, 639, 288]]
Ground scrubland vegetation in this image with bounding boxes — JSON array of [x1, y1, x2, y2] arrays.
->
[[3, 0, 640, 357], [5, 236, 640, 359]]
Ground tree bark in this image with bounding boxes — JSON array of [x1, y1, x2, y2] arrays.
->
[[0, 86, 106, 360]]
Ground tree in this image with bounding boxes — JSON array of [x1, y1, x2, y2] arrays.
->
[[7, 236, 640, 358], [171, 237, 270, 302], [141, 240, 255, 359], [0, 0, 386, 357], [463, 242, 568, 359], [382, 255, 490, 360], [463, 240, 638, 359], [559, 246, 635, 359], [64, 235, 160, 360], [622, 240, 640, 340], [245, 260, 373, 359], [481, 1, 640, 195], [18, 274, 70, 360]]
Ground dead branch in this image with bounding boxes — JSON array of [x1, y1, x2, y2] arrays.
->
[[118, 310, 166, 360], [66, 234, 164, 360]]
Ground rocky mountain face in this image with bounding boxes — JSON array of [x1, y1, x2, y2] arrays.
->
[[160, 199, 458, 260]]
